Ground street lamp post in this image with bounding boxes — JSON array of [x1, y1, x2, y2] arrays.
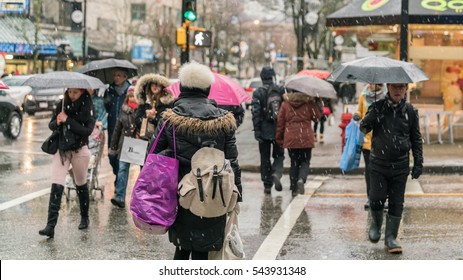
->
[[82, 0, 87, 64]]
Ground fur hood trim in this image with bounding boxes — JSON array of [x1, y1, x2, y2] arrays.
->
[[283, 92, 314, 103], [134, 74, 171, 104], [162, 109, 237, 136], [178, 62, 215, 90]]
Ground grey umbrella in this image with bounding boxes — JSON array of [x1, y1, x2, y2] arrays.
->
[[23, 71, 105, 89], [328, 56, 429, 84], [285, 75, 337, 99], [75, 59, 138, 84]]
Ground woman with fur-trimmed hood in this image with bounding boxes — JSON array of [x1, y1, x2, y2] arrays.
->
[[148, 62, 242, 260], [134, 73, 174, 139], [276, 91, 322, 196]]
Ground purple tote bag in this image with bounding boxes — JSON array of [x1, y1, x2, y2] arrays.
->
[[130, 122, 178, 234]]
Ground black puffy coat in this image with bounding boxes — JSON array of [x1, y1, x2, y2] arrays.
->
[[360, 97, 423, 170], [251, 82, 284, 140], [49, 92, 95, 152], [149, 90, 241, 252]]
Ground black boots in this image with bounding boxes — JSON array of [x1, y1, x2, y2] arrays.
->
[[76, 184, 89, 230], [368, 210, 383, 243], [385, 214, 402, 254], [39, 184, 64, 238]]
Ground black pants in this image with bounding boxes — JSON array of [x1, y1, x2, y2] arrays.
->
[[174, 247, 208, 260], [313, 118, 325, 134], [362, 149, 371, 198], [258, 140, 285, 187], [369, 162, 409, 217], [288, 148, 312, 191]]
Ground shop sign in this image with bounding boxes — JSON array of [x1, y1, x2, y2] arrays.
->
[[0, 43, 57, 55], [132, 45, 154, 63], [0, 0, 29, 13], [361, 0, 390, 11], [421, 0, 463, 12]]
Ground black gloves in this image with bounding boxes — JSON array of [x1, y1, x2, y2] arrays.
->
[[254, 131, 264, 143], [411, 165, 423, 179], [353, 113, 361, 121]]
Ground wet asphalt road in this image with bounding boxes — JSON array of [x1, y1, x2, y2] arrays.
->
[[1, 113, 463, 260]]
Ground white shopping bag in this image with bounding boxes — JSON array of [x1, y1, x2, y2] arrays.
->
[[119, 137, 148, 166]]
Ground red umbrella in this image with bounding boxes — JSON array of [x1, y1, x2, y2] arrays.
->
[[165, 73, 251, 106], [297, 69, 331, 80], [0, 80, 9, 89]]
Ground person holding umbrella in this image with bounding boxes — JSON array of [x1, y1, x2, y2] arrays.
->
[[360, 83, 423, 254], [276, 89, 322, 196], [39, 88, 96, 238], [353, 83, 387, 210], [104, 68, 131, 189]]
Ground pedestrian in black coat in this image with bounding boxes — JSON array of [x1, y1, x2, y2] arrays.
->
[[360, 83, 423, 254], [148, 62, 242, 260], [251, 66, 285, 194]]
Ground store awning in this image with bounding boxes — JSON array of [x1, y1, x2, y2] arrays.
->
[[0, 16, 56, 55], [327, 0, 463, 27]]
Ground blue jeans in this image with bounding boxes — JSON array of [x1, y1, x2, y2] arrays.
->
[[115, 161, 131, 202]]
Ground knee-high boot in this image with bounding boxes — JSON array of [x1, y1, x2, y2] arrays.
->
[[368, 210, 383, 243], [76, 184, 89, 230], [384, 214, 402, 254], [39, 184, 64, 238]]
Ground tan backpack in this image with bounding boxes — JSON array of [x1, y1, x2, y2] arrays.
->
[[178, 147, 240, 218]]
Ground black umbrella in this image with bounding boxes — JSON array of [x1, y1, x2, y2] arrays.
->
[[23, 71, 105, 89], [75, 59, 138, 84], [328, 56, 429, 84]]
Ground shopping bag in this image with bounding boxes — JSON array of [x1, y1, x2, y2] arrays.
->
[[339, 120, 364, 171], [119, 137, 148, 166], [130, 122, 178, 234], [139, 118, 155, 139], [209, 205, 245, 260]]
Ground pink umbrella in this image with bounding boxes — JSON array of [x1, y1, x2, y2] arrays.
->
[[165, 73, 251, 106], [0, 80, 9, 89]]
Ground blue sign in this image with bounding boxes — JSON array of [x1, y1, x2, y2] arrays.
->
[[131, 45, 154, 62], [0, 0, 30, 14], [0, 43, 57, 55]]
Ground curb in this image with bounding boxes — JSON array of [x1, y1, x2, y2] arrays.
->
[[240, 165, 463, 175]]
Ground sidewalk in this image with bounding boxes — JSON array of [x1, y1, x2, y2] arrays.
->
[[236, 103, 463, 175]]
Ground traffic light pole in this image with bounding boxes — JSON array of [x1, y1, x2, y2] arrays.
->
[[181, 23, 190, 65]]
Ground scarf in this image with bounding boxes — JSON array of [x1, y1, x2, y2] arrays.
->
[[362, 84, 387, 108]]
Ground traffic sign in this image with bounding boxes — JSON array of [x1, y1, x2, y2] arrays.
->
[[193, 31, 212, 47]]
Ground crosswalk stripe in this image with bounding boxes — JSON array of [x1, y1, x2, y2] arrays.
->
[[252, 176, 327, 260]]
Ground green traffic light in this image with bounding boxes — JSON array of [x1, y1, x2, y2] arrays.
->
[[184, 10, 197, 21]]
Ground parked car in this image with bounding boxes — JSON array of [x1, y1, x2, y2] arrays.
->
[[0, 89, 22, 139], [1, 75, 64, 115], [243, 78, 263, 109]]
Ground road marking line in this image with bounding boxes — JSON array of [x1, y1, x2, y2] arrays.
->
[[252, 176, 327, 260], [0, 166, 138, 212], [0, 149, 45, 155], [0, 188, 50, 211], [311, 193, 463, 197]]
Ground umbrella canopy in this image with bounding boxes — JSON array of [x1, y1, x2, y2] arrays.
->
[[285, 75, 337, 99], [165, 73, 251, 106], [328, 56, 429, 84], [0, 80, 9, 89], [23, 71, 105, 89], [297, 69, 331, 80], [75, 59, 138, 84]]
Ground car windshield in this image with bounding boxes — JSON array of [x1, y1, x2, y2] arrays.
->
[[2, 76, 28, 87]]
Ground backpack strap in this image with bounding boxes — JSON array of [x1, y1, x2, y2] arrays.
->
[[196, 168, 205, 202]]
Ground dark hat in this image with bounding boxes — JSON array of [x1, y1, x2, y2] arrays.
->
[[260, 66, 276, 82]]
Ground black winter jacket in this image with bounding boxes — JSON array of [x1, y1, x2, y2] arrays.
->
[[251, 81, 283, 140], [49, 92, 95, 152], [104, 81, 131, 134], [149, 92, 242, 252], [360, 97, 423, 169]]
